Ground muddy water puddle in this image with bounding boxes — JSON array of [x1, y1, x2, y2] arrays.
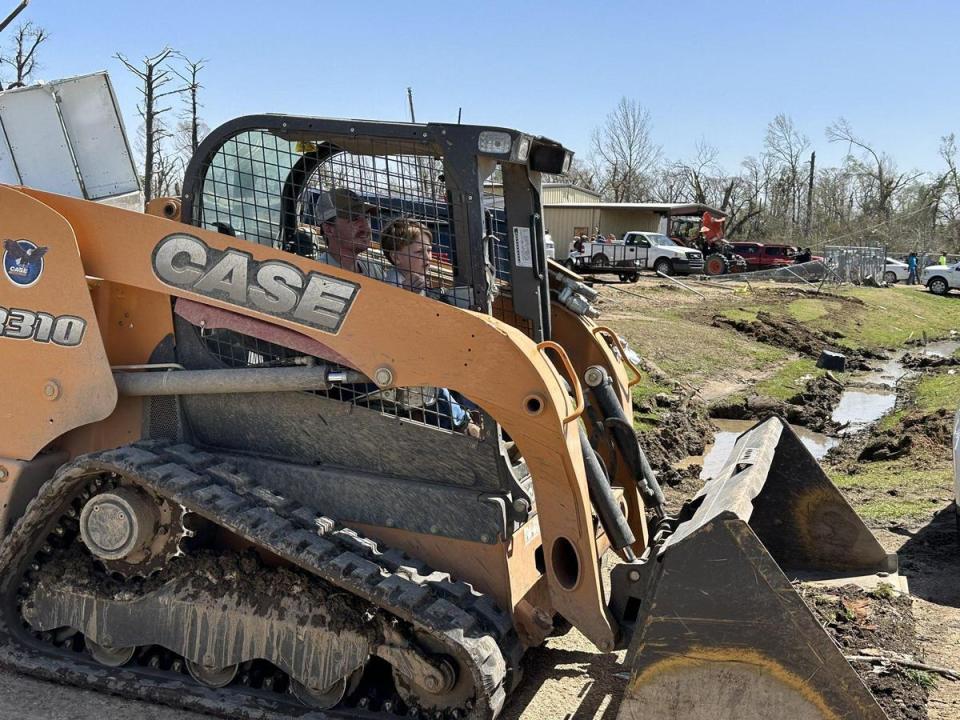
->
[[832, 389, 897, 434], [922, 338, 960, 357], [682, 338, 960, 478], [835, 339, 959, 432], [686, 418, 837, 480]]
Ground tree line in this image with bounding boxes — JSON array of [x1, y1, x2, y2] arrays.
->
[[559, 97, 960, 253], [0, 15, 207, 206]]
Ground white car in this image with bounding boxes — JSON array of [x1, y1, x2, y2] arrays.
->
[[883, 257, 910, 284], [922, 262, 960, 295]]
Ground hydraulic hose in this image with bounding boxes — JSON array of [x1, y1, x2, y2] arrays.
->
[[578, 424, 637, 561], [585, 365, 667, 518]]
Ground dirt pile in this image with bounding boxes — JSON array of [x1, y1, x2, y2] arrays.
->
[[714, 310, 882, 369], [804, 584, 929, 720], [634, 390, 713, 487], [709, 374, 844, 432], [902, 353, 960, 369], [858, 408, 953, 462]]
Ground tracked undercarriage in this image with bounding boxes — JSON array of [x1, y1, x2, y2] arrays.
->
[[0, 442, 522, 719]]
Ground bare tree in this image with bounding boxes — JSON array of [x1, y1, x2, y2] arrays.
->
[[542, 157, 600, 191], [172, 53, 208, 157], [152, 142, 184, 198], [115, 48, 184, 204], [673, 140, 720, 205], [764, 114, 809, 230], [0, 21, 48, 89], [591, 97, 661, 202], [826, 118, 920, 220]]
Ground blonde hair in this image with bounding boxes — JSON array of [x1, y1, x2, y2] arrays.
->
[[380, 218, 432, 257]]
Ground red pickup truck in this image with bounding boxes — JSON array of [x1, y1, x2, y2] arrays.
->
[[728, 242, 797, 271]]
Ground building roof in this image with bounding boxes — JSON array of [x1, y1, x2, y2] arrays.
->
[[543, 201, 726, 217], [542, 182, 602, 198]]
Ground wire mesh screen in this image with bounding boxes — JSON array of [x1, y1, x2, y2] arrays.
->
[[197, 130, 464, 299], [199, 131, 298, 245], [198, 326, 480, 434]]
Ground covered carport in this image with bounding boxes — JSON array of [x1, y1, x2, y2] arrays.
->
[[543, 201, 725, 258]]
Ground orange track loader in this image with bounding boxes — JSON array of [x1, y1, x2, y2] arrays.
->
[[0, 115, 894, 718]]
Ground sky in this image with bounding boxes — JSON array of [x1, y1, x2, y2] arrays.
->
[[13, 0, 960, 175]]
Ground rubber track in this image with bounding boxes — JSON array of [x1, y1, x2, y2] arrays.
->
[[0, 440, 524, 720]]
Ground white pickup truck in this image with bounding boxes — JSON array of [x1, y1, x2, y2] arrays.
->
[[566, 231, 703, 278]]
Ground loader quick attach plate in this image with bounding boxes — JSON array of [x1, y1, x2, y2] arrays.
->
[[613, 417, 894, 720]]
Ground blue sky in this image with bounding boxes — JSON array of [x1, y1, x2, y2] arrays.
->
[[15, 0, 960, 174]]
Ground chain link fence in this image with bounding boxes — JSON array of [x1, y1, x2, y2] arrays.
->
[[821, 246, 886, 284], [695, 245, 888, 286]]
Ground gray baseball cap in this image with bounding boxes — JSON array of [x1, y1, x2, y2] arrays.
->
[[315, 187, 378, 222]]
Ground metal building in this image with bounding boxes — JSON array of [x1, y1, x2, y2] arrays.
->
[[541, 191, 724, 258]]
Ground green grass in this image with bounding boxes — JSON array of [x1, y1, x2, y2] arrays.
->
[[615, 310, 789, 387], [870, 582, 896, 600], [904, 669, 937, 690], [830, 462, 947, 492], [719, 307, 760, 323], [630, 373, 674, 431], [915, 373, 960, 412], [753, 358, 824, 401], [876, 409, 906, 432], [857, 498, 943, 523], [830, 459, 951, 523], [834, 287, 960, 349], [788, 298, 831, 322]]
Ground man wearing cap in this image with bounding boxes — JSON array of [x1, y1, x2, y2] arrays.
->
[[315, 187, 386, 280]]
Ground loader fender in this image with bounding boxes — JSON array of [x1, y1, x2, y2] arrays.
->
[[0, 186, 115, 460]]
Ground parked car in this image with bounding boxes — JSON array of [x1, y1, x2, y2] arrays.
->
[[921, 261, 960, 295], [728, 242, 797, 271], [883, 257, 910, 284], [567, 231, 703, 277]]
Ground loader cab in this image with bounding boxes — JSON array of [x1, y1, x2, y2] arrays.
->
[[180, 116, 571, 343], [165, 115, 574, 552]]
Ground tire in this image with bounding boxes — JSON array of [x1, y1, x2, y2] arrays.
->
[[653, 258, 673, 276], [564, 258, 576, 270], [627, 273, 639, 283], [883, 271, 898, 284], [591, 253, 610, 266], [704, 253, 730, 276], [928, 277, 950, 296]]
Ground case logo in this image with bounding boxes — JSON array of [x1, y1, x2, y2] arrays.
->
[[152, 233, 359, 334], [3, 239, 47, 287]]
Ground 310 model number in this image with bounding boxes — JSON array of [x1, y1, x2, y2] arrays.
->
[[0, 306, 86, 347]]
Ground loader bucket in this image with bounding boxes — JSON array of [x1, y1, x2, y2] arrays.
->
[[613, 417, 894, 720]]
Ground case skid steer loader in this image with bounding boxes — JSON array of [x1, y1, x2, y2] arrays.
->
[[0, 115, 896, 719]]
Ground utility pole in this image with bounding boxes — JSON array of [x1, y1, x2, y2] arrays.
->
[[0, 0, 29, 36], [406, 86, 416, 123], [804, 150, 815, 238]]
